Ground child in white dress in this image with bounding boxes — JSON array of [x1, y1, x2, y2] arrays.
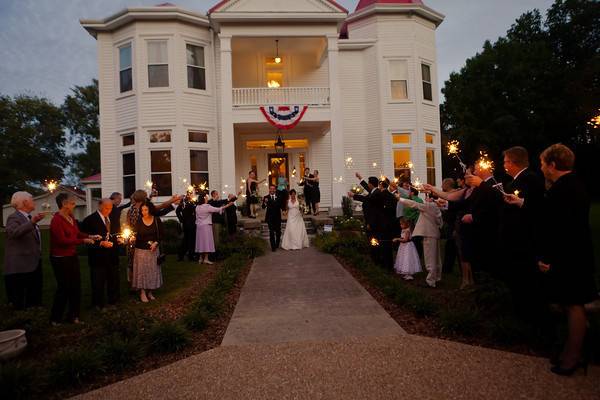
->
[[393, 217, 422, 280]]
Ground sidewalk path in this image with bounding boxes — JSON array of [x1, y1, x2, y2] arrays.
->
[[75, 246, 599, 400], [222, 247, 405, 345]]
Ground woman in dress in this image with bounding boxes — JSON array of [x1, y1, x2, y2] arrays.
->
[[299, 168, 313, 215], [281, 189, 309, 250], [245, 171, 265, 218], [308, 170, 320, 215], [132, 204, 164, 303], [49, 193, 97, 324], [195, 194, 234, 264], [506, 144, 597, 376]]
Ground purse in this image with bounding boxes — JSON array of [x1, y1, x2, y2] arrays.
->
[[155, 219, 166, 266]]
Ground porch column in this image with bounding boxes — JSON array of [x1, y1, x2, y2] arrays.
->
[[327, 35, 345, 210], [85, 187, 93, 216], [219, 34, 235, 195]]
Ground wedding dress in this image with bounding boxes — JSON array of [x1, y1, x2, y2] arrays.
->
[[281, 199, 309, 250]]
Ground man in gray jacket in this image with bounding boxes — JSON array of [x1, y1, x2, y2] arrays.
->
[[3, 191, 44, 309]]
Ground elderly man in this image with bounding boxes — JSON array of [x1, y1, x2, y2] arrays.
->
[[3, 191, 44, 309], [81, 199, 119, 309]]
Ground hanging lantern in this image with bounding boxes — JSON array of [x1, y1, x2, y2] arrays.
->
[[274, 133, 285, 154]]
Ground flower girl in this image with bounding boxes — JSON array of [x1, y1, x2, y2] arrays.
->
[[393, 217, 422, 280]]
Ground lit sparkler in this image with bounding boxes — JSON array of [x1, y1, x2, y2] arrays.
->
[[476, 151, 494, 173], [345, 156, 354, 169], [588, 110, 600, 129], [513, 190, 520, 197], [45, 180, 58, 193], [413, 177, 423, 190], [447, 140, 466, 172], [372, 162, 378, 168], [370, 238, 380, 247]]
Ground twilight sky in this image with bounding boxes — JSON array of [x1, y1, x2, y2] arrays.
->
[[0, 0, 556, 104]]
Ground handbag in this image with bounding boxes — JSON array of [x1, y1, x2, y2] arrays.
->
[[154, 219, 166, 266]]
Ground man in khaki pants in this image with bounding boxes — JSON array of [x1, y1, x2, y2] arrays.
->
[[398, 195, 443, 287], [208, 190, 227, 251]]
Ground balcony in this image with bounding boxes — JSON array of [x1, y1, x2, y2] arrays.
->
[[232, 87, 330, 107]]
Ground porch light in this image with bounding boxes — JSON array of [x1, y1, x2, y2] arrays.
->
[[274, 39, 281, 64], [274, 133, 286, 154], [267, 80, 280, 88]]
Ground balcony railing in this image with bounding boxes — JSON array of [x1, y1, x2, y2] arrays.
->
[[232, 87, 330, 107]]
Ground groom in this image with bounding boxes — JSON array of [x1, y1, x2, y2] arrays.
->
[[262, 185, 283, 251]]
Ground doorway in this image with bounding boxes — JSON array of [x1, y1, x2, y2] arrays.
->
[[268, 153, 289, 188]]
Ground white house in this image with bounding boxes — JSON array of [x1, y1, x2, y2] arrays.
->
[[80, 0, 444, 211]]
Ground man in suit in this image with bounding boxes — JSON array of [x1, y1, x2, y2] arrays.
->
[[209, 190, 228, 248], [262, 185, 283, 251], [81, 199, 119, 309], [225, 193, 239, 236], [3, 191, 44, 309], [176, 195, 198, 261]]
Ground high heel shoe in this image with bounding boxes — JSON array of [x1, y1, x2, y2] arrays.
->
[[550, 361, 588, 376]]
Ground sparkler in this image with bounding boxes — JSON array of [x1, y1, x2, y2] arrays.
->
[[370, 238, 380, 247], [345, 156, 354, 169], [372, 162, 378, 168], [492, 182, 507, 195], [412, 177, 423, 191], [447, 140, 467, 172], [45, 180, 58, 193], [513, 190, 520, 197], [587, 110, 599, 129], [476, 151, 494, 173]]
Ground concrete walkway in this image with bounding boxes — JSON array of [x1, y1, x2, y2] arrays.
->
[[75, 246, 599, 400], [222, 247, 405, 345]]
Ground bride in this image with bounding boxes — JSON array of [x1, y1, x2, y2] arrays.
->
[[281, 189, 309, 250]]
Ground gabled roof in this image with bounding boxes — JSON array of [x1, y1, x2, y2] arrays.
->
[[347, 0, 443, 27], [81, 173, 102, 184], [209, 0, 348, 14], [355, 0, 422, 12]]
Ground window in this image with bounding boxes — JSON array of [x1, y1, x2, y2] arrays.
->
[[149, 130, 171, 143], [392, 133, 410, 144], [394, 150, 412, 181], [190, 150, 209, 187], [150, 150, 172, 195], [189, 130, 208, 143], [426, 148, 436, 185], [147, 41, 169, 87], [186, 44, 206, 90], [422, 64, 433, 101], [250, 155, 257, 176], [389, 60, 408, 100], [119, 44, 132, 93], [425, 133, 434, 144], [122, 153, 136, 198], [299, 153, 305, 176], [122, 134, 135, 146]]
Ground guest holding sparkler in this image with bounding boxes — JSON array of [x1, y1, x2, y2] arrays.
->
[[49, 193, 98, 324], [81, 199, 120, 309], [176, 194, 198, 262], [195, 193, 234, 264], [506, 144, 597, 376], [109, 192, 130, 235], [245, 170, 265, 218]]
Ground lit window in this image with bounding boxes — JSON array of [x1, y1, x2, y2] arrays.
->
[[389, 60, 408, 100], [151, 150, 172, 195], [122, 133, 135, 146], [426, 148, 436, 185], [122, 153, 135, 198], [119, 44, 132, 93], [188, 131, 207, 143], [392, 133, 410, 144], [147, 41, 169, 87], [149, 130, 171, 143], [422, 64, 433, 101], [394, 149, 412, 181], [190, 150, 209, 187], [426, 133, 434, 144], [186, 44, 205, 90], [250, 155, 257, 176]]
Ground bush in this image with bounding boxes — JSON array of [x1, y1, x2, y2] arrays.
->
[[0, 362, 37, 400], [0, 307, 48, 336], [183, 309, 211, 331], [97, 335, 144, 373], [97, 309, 148, 339], [406, 295, 438, 317], [49, 348, 103, 387], [334, 216, 363, 231], [439, 308, 481, 336], [217, 235, 266, 260], [161, 219, 182, 254], [147, 321, 190, 353], [341, 196, 354, 219]]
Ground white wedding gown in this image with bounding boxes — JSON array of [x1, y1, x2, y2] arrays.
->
[[281, 200, 309, 250]]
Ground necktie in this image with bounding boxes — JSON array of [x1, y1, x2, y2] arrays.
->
[[104, 216, 111, 237], [271, 195, 275, 201], [28, 215, 41, 243]]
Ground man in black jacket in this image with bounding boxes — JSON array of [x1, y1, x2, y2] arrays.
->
[[176, 195, 197, 261], [81, 199, 119, 309], [262, 185, 283, 251]]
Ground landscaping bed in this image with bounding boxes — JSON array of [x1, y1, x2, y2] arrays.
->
[[0, 235, 266, 400]]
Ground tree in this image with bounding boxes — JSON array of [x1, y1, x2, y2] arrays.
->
[[62, 79, 100, 180], [441, 0, 600, 195], [0, 94, 67, 205]]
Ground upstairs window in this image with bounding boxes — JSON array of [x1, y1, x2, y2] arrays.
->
[[189, 130, 208, 143], [190, 150, 209, 187], [151, 150, 172, 195], [149, 130, 171, 143], [147, 41, 169, 88], [186, 44, 206, 90], [119, 43, 132, 93], [122, 152, 136, 198], [422, 64, 433, 101], [389, 60, 408, 100], [122, 133, 135, 146]]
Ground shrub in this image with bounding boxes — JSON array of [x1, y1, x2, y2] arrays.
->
[[406, 295, 438, 317], [439, 308, 481, 336], [0, 307, 48, 336], [97, 335, 144, 373], [183, 309, 211, 331], [334, 216, 363, 231], [97, 309, 148, 339], [147, 321, 190, 353], [49, 348, 103, 387], [161, 219, 182, 254], [313, 232, 340, 253], [0, 362, 37, 400], [341, 196, 353, 218], [217, 235, 267, 260]]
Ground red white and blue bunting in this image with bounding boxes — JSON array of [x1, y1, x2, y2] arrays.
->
[[259, 105, 308, 130]]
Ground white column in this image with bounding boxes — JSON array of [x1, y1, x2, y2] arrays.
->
[[327, 35, 345, 211], [219, 34, 235, 195], [85, 187, 93, 216]]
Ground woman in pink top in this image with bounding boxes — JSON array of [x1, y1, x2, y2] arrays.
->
[[195, 194, 233, 264]]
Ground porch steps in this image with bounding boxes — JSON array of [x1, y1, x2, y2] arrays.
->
[[260, 217, 316, 240]]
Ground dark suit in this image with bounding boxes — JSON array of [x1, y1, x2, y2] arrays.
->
[[3, 211, 43, 309], [353, 185, 392, 269], [81, 212, 119, 308], [225, 196, 238, 235], [470, 177, 503, 273], [499, 168, 545, 316], [262, 193, 283, 251], [176, 200, 197, 261]]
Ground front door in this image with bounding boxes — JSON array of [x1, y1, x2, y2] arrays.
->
[[268, 153, 289, 188]]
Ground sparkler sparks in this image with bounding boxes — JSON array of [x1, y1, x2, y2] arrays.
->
[[345, 156, 354, 169], [370, 238, 380, 247], [45, 180, 58, 193], [446, 140, 466, 172], [476, 151, 494, 172]]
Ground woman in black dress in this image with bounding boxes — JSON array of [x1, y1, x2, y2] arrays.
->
[[308, 170, 321, 215], [506, 144, 597, 376], [245, 170, 264, 218]]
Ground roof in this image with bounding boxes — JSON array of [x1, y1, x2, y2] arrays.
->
[[81, 173, 102, 183], [208, 0, 348, 14], [355, 0, 422, 12]]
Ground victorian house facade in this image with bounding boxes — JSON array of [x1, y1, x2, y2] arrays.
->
[[81, 0, 444, 210]]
